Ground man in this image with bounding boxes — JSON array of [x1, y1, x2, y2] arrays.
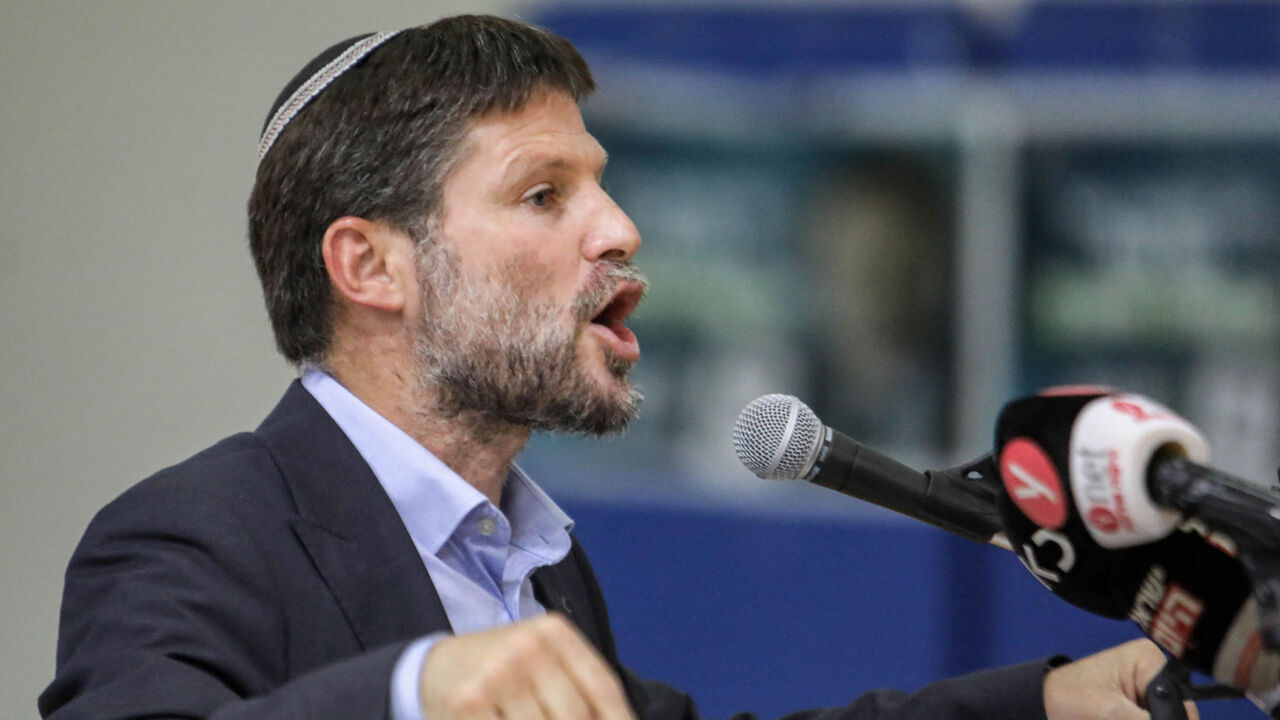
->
[[40, 15, 1185, 720]]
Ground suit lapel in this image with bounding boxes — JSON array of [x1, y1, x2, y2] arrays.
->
[[256, 381, 453, 649], [533, 554, 605, 653]]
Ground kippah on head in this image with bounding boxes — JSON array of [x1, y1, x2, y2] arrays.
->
[[258, 30, 402, 163]]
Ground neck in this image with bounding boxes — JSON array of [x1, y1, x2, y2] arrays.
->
[[404, 405, 530, 506], [324, 342, 527, 506]]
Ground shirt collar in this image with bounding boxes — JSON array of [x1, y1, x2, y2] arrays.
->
[[504, 464, 575, 560], [299, 368, 572, 556]]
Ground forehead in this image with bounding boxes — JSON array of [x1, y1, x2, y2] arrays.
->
[[452, 89, 605, 182]]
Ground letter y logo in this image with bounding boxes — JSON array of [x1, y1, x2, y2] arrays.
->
[[1000, 438, 1068, 530]]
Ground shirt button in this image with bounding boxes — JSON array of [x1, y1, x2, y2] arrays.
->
[[477, 517, 497, 536]]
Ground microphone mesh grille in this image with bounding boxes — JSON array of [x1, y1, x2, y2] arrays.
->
[[732, 394, 822, 480]]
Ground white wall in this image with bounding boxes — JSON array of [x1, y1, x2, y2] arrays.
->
[[0, 1, 529, 715]]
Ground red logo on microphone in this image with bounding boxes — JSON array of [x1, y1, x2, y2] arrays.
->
[[1088, 506, 1120, 533], [999, 438, 1068, 530], [1112, 399, 1171, 423], [1150, 583, 1204, 658]]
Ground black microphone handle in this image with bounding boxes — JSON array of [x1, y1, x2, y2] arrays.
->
[[1148, 453, 1280, 550], [807, 429, 1006, 545]]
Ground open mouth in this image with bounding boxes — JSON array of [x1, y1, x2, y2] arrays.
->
[[587, 281, 644, 361]]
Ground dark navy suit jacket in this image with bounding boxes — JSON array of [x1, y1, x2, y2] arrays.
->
[[40, 382, 1051, 719]]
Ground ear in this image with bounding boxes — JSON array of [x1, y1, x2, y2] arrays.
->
[[321, 216, 415, 313]]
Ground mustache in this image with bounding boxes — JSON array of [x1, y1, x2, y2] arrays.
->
[[572, 260, 648, 323]]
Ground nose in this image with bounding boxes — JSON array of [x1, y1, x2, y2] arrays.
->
[[582, 188, 641, 263]]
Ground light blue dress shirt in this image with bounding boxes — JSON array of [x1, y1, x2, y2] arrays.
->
[[300, 369, 574, 720]]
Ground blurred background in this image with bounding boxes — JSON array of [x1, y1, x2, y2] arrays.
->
[[4, 0, 1279, 718]]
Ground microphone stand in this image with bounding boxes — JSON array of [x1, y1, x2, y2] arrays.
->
[[1148, 457, 1280, 719]]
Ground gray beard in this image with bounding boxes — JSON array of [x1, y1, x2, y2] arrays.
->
[[412, 240, 644, 437]]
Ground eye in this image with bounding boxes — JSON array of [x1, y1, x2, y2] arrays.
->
[[523, 185, 558, 209]]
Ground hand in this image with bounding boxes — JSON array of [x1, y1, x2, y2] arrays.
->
[[419, 613, 636, 720], [1043, 639, 1200, 720]]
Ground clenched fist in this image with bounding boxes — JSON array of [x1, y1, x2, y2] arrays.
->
[[420, 614, 636, 720]]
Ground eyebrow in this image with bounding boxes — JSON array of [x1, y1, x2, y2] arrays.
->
[[501, 148, 610, 187]]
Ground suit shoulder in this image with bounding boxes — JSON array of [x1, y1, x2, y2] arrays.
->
[[152, 431, 278, 484], [93, 432, 291, 535]]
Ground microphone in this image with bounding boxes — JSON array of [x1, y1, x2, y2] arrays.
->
[[994, 390, 1280, 713], [734, 391, 1280, 714], [732, 393, 1008, 547]]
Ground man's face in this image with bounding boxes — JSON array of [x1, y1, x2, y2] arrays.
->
[[411, 89, 646, 435]]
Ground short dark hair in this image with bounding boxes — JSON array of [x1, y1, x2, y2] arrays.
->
[[248, 15, 595, 365]]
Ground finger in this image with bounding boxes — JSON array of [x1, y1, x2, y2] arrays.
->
[[1117, 640, 1199, 720], [1093, 684, 1153, 720], [497, 686, 551, 720], [1126, 639, 1173, 698], [1127, 640, 1204, 720], [527, 657, 593, 720], [538, 615, 635, 720]]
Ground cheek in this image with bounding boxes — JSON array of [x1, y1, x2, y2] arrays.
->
[[503, 249, 583, 306]]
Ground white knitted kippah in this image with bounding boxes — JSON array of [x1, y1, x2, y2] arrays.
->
[[257, 30, 403, 163]]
